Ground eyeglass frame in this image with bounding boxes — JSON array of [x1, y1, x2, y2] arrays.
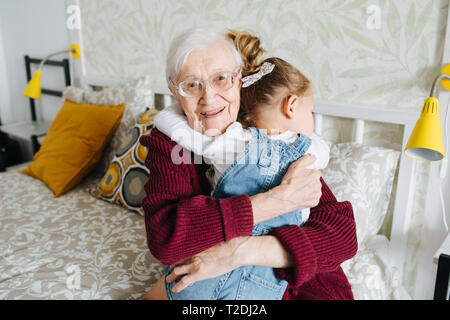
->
[[169, 68, 242, 98]]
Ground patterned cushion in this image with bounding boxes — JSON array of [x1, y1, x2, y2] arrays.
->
[[62, 76, 154, 175], [322, 142, 400, 245], [89, 108, 159, 215]]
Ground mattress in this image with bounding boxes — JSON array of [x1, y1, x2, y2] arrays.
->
[[0, 165, 408, 300]]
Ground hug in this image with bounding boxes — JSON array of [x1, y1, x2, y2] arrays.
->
[[139, 26, 358, 300]]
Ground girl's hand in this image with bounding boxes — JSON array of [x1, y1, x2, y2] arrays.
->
[[166, 237, 250, 293]]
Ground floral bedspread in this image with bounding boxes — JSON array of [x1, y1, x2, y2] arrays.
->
[[0, 164, 406, 300], [0, 165, 164, 299]]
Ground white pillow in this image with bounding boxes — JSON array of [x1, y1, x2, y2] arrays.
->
[[341, 235, 404, 300], [322, 142, 400, 245], [63, 76, 154, 174]]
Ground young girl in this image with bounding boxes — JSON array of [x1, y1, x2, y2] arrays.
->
[[145, 32, 330, 300]]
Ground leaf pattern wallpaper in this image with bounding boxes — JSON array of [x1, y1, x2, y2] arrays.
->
[[78, 0, 449, 297], [80, 0, 447, 108]]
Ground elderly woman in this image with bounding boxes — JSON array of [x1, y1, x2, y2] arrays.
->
[[139, 27, 357, 300]]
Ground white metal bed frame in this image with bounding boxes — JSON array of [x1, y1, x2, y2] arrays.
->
[[67, 0, 450, 288]]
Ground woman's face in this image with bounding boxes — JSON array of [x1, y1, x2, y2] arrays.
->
[[171, 40, 241, 136]]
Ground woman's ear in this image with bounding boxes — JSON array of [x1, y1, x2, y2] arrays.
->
[[282, 95, 298, 119], [168, 77, 179, 97], [168, 84, 176, 97]]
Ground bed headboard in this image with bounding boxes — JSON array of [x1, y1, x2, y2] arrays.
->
[[312, 100, 418, 283]]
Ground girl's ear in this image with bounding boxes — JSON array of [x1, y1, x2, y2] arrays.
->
[[282, 95, 298, 119]]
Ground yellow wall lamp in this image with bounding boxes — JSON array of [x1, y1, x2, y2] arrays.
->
[[405, 64, 450, 162], [405, 65, 450, 231], [23, 43, 81, 100]]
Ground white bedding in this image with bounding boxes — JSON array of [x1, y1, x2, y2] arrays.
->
[[0, 164, 162, 300], [342, 235, 411, 300]]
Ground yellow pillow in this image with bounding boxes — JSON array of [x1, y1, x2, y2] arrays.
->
[[21, 99, 125, 197]]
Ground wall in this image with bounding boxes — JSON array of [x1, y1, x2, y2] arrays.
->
[[79, 0, 447, 109], [0, 0, 69, 159], [414, 12, 450, 297], [0, 18, 12, 125], [0, 0, 70, 159]]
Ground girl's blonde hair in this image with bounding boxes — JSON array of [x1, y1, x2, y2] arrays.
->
[[227, 30, 311, 127]]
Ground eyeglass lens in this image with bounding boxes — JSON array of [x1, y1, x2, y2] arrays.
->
[[179, 72, 235, 97]]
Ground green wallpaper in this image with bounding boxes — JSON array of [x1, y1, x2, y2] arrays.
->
[[80, 0, 447, 109], [78, 0, 449, 298]]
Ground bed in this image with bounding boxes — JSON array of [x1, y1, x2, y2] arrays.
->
[[0, 73, 416, 299]]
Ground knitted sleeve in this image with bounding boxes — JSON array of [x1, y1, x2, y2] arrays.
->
[[270, 178, 358, 288], [139, 128, 254, 266]]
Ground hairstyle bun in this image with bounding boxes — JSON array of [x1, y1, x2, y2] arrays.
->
[[227, 30, 265, 76]]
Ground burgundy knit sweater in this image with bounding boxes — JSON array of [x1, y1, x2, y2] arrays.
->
[[140, 128, 358, 300]]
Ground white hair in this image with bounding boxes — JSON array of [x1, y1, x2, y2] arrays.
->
[[165, 26, 244, 85]]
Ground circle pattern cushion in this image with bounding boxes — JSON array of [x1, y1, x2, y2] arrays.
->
[[90, 108, 159, 216]]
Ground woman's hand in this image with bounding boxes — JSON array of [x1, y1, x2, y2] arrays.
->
[[166, 235, 294, 293], [251, 154, 322, 224], [277, 154, 322, 208], [166, 236, 250, 293]]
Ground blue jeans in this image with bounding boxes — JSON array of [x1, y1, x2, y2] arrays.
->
[[165, 128, 312, 300]]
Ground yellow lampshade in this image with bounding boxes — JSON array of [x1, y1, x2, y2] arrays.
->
[[441, 64, 450, 91], [23, 70, 42, 100], [405, 97, 444, 161], [23, 44, 81, 101]]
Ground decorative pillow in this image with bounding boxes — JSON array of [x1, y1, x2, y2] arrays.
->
[[62, 76, 154, 175], [62, 85, 91, 102], [322, 142, 400, 245], [89, 108, 159, 216], [21, 99, 125, 197]]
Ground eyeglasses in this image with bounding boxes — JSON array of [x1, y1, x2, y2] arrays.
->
[[171, 70, 241, 98]]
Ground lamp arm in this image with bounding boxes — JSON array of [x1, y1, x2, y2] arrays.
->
[[430, 73, 450, 98], [37, 49, 72, 70]]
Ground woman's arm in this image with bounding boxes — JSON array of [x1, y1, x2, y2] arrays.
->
[[165, 234, 293, 294], [166, 178, 356, 293], [250, 154, 322, 224], [237, 178, 356, 282], [269, 178, 357, 288], [140, 129, 324, 266], [237, 235, 294, 268], [140, 128, 254, 266]]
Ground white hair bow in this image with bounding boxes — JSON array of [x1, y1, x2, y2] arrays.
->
[[241, 62, 275, 88]]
